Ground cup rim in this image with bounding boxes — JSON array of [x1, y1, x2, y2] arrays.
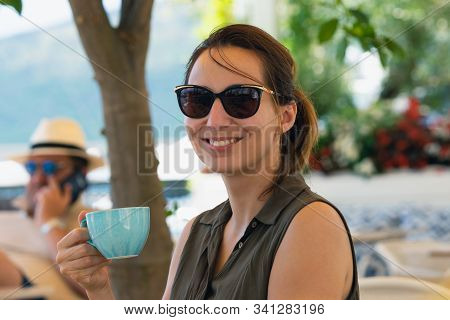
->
[[86, 207, 150, 218]]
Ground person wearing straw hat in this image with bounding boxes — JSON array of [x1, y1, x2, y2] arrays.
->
[[1, 118, 103, 296], [8, 118, 104, 262]]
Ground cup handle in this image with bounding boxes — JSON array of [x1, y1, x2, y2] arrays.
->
[[80, 218, 96, 248]]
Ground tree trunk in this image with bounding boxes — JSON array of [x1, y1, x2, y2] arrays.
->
[[68, 0, 173, 299]]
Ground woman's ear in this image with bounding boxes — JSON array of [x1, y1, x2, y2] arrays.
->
[[280, 101, 297, 134]]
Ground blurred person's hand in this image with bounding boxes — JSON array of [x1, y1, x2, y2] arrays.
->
[[24, 182, 38, 218], [56, 210, 114, 299], [33, 176, 71, 226]]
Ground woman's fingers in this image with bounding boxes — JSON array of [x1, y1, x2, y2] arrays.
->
[[80, 260, 111, 277], [59, 259, 111, 288], [56, 228, 93, 267], [78, 210, 91, 224], [61, 255, 110, 272], [59, 242, 103, 263], [57, 228, 90, 251], [56, 225, 112, 293]]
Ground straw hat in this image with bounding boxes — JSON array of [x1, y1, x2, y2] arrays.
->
[[9, 118, 104, 172]]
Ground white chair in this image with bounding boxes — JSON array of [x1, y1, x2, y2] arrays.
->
[[359, 276, 450, 300], [375, 239, 450, 280]]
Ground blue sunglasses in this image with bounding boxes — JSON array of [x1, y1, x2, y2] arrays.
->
[[24, 160, 66, 176]]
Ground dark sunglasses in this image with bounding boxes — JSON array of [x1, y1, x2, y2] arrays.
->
[[25, 160, 67, 176], [174, 84, 276, 119]]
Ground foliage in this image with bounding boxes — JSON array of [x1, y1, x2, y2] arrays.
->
[[165, 200, 179, 217], [366, 0, 450, 112], [0, 0, 22, 14], [311, 98, 450, 176], [286, 0, 406, 65], [284, 0, 450, 175], [282, 0, 407, 119]]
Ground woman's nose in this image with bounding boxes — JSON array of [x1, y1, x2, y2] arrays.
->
[[206, 98, 233, 126]]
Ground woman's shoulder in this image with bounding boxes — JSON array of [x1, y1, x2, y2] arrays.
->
[[294, 201, 348, 234]]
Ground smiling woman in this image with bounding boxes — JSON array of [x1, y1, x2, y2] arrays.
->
[[165, 24, 360, 300], [55, 24, 360, 300]]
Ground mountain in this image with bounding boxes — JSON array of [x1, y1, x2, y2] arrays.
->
[[0, 1, 202, 145]]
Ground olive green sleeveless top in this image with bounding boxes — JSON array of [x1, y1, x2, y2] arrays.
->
[[170, 174, 360, 300]]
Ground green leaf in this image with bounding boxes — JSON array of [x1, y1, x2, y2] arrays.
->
[[357, 37, 372, 51], [378, 47, 388, 68], [361, 23, 376, 38], [164, 209, 173, 217], [318, 18, 339, 43], [336, 37, 348, 62], [345, 23, 364, 38], [1, 0, 22, 14], [349, 9, 369, 23], [382, 36, 405, 57], [345, 21, 376, 39]]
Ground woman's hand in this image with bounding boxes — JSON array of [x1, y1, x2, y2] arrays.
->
[[56, 210, 114, 299]]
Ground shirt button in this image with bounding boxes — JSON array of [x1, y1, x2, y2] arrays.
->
[[251, 221, 258, 228], [238, 242, 243, 249]]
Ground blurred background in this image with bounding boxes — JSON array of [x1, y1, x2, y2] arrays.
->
[[0, 0, 449, 299]]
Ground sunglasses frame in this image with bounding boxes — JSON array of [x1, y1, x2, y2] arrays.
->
[[174, 84, 277, 119]]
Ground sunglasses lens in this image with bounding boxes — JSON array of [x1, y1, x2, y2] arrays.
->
[[177, 87, 214, 118], [222, 87, 260, 119], [25, 161, 37, 175], [42, 161, 57, 175]]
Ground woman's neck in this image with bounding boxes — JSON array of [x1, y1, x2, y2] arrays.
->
[[221, 162, 278, 233]]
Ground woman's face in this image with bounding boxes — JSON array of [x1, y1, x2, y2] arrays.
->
[[185, 46, 286, 175]]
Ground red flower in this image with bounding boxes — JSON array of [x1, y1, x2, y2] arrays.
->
[[321, 147, 332, 157], [376, 130, 391, 146], [440, 145, 450, 159], [309, 156, 322, 170], [396, 155, 409, 168], [396, 140, 408, 151], [417, 160, 427, 168], [383, 160, 393, 169], [405, 96, 421, 121]]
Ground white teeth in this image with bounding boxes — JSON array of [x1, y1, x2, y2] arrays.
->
[[208, 138, 239, 147]]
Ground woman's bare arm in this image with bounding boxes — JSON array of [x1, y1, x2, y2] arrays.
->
[[0, 250, 22, 287], [268, 201, 353, 300]]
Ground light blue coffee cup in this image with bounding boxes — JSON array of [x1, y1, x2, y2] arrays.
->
[[80, 207, 150, 259]]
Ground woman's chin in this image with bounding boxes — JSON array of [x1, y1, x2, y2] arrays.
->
[[201, 161, 244, 175]]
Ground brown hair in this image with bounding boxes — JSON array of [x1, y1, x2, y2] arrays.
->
[[184, 24, 318, 196]]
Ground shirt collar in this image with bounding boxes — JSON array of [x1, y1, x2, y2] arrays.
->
[[198, 200, 230, 227], [199, 174, 309, 226]]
